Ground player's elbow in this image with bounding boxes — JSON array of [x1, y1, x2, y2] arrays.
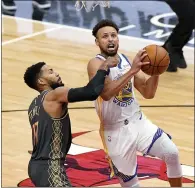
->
[[101, 94, 112, 101], [145, 95, 155, 99], [144, 92, 155, 99], [102, 96, 110, 101]]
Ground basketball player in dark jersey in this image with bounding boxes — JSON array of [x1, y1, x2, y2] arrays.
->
[[23, 57, 118, 187]]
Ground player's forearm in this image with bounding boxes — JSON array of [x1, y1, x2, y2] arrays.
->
[[101, 70, 136, 101], [144, 75, 159, 99], [68, 69, 108, 102]]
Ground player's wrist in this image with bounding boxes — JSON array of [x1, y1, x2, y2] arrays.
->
[[99, 62, 108, 70], [99, 62, 110, 75], [129, 68, 138, 76]]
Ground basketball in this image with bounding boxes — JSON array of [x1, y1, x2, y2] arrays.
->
[[141, 44, 170, 76]]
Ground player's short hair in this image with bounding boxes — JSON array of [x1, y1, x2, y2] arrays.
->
[[24, 62, 46, 91], [92, 19, 119, 38]]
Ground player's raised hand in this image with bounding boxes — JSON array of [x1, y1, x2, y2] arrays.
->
[[131, 49, 150, 74]]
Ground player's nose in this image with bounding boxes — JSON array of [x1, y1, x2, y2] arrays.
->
[[108, 35, 113, 42]]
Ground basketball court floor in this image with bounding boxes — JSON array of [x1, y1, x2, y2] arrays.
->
[[2, 1, 194, 187]]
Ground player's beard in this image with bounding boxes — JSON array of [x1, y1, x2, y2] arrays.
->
[[101, 44, 119, 57], [50, 82, 64, 89]]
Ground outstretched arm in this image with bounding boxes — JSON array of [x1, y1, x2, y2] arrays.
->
[[47, 59, 117, 103]]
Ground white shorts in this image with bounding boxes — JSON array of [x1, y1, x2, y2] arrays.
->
[[103, 111, 160, 176]]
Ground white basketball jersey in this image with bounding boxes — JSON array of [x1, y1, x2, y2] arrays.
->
[[94, 53, 141, 126]]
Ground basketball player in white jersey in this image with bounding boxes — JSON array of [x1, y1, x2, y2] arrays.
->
[[87, 19, 182, 187]]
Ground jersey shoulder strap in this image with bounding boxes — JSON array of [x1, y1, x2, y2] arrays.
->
[[95, 54, 106, 61]]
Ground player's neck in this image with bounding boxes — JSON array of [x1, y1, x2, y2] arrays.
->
[[100, 52, 118, 59], [39, 86, 52, 93], [100, 53, 108, 59]]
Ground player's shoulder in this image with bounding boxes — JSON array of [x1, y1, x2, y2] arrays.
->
[[89, 55, 104, 63], [87, 56, 105, 71], [89, 53, 107, 62], [28, 96, 37, 113]]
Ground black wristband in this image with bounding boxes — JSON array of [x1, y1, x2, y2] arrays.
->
[[98, 68, 110, 75]]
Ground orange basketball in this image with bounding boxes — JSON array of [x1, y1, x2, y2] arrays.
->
[[141, 44, 170, 76]]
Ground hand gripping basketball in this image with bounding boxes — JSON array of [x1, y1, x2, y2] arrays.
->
[[131, 49, 150, 75]]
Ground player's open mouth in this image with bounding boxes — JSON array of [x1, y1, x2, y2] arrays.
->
[[107, 44, 115, 50]]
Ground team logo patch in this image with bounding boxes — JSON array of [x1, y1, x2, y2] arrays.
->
[[113, 75, 134, 107]]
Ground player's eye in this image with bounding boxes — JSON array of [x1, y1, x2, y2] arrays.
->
[[102, 35, 108, 39], [111, 34, 116, 38]]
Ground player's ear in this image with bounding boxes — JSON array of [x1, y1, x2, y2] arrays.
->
[[95, 38, 99, 46], [37, 78, 45, 86]]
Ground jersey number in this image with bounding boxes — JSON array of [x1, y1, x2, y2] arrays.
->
[[32, 122, 38, 147]]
